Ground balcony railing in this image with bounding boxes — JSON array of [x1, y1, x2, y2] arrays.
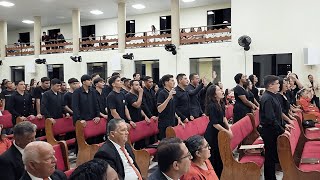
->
[[125, 29, 172, 48], [79, 34, 118, 52], [180, 24, 231, 45], [6, 42, 35, 57], [41, 39, 73, 54]]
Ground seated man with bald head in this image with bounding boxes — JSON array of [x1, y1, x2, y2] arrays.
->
[[0, 121, 37, 180], [20, 141, 67, 180]]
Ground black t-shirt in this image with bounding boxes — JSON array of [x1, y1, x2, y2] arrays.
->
[[234, 85, 251, 110], [32, 86, 50, 100], [1, 89, 15, 110], [64, 92, 73, 110], [157, 88, 176, 128], [247, 90, 255, 104], [125, 92, 142, 122], [95, 89, 107, 115], [276, 93, 290, 116], [106, 90, 127, 122]]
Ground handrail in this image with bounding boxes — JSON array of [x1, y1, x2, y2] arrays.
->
[[6, 42, 35, 57], [41, 39, 73, 54]]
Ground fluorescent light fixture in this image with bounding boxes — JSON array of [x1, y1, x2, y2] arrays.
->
[[56, 16, 66, 19], [130, 20, 134, 24], [161, 16, 167, 20], [22, 20, 34, 24], [182, 0, 196, 2], [132, 4, 145, 9], [90, 10, 103, 15], [207, 11, 214, 15], [0, 1, 14, 7]]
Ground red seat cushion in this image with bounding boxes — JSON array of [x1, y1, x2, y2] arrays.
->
[[254, 110, 260, 128], [28, 117, 45, 130], [193, 116, 209, 136], [299, 142, 320, 171], [53, 144, 67, 171], [129, 120, 158, 143], [83, 118, 107, 139], [239, 155, 265, 167], [145, 148, 157, 156], [52, 117, 75, 135], [64, 168, 74, 178], [0, 113, 13, 129], [305, 128, 320, 139], [37, 136, 47, 141], [253, 137, 263, 145], [66, 138, 76, 146], [225, 105, 234, 120], [173, 121, 198, 140], [230, 116, 253, 150]]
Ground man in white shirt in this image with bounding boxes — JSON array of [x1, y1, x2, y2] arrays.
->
[[94, 119, 142, 180], [149, 138, 192, 180], [20, 141, 67, 180], [0, 121, 37, 180]]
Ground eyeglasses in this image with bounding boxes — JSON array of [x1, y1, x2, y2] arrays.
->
[[199, 143, 211, 150], [178, 152, 193, 161]]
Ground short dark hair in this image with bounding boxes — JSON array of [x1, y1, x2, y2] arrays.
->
[[158, 138, 184, 173], [123, 78, 131, 84], [81, 74, 92, 83], [176, 73, 186, 84], [15, 80, 24, 85], [133, 73, 139, 78], [91, 73, 100, 79], [143, 76, 152, 82], [264, 75, 279, 88], [108, 76, 120, 87], [51, 78, 61, 86], [107, 119, 125, 136], [130, 80, 140, 87], [248, 74, 255, 84], [279, 77, 288, 92], [69, 159, 111, 180], [308, 74, 313, 78], [161, 74, 173, 86], [111, 72, 120, 76], [120, 77, 127, 82], [189, 73, 198, 81], [185, 135, 205, 161], [93, 77, 104, 85], [41, 77, 50, 83], [234, 73, 243, 84], [13, 121, 37, 137], [68, 78, 79, 84]]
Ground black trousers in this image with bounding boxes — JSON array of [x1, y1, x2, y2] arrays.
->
[[311, 95, 320, 109], [261, 127, 279, 180]]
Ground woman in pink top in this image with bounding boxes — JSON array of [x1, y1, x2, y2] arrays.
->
[[181, 135, 218, 180]]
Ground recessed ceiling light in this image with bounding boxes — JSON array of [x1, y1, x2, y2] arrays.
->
[[132, 4, 145, 9], [90, 10, 103, 15], [182, 0, 196, 2], [207, 11, 214, 15], [22, 20, 34, 24], [0, 1, 14, 7], [161, 16, 167, 20]]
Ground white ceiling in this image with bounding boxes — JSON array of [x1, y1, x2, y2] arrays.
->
[[0, 0, 229, 30]]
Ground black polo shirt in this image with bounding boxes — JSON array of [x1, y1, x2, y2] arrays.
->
[[64, 92, 73, 112], [157, 88, 176, 128], [8, 91, 34, 123], [72, 86, 100, 124], [95, 89, 107, 115], [142, 87, 157, 118], [1, 89, 15, 110], [106, 90, 127, 122], [175, 86, 190, 120], [125, 92, 142, 122], [32, 86, 50, 100], [260, 90, 286, 135], [41, 90, 64, 119]]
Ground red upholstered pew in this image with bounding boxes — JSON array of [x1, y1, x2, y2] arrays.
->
[[16, 116, 46, 141], [53, 141, 74, 178], [0, 110, 13, 139], [225, 104, 234, 121], [277, 117, 320, 180], [45, 117, 75, 146], [165, 116, 209, 140], [128, 118, 159, 179], [218, 115, 264, 180], [75, 118, 107, 166]]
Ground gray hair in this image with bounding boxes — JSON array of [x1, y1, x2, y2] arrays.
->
[[22, 141, 52, 165], [107, 119, 125, 136], [13, 121, 37, 137]]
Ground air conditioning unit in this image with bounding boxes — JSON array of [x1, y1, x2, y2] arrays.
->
[[304, 48, 320, 65]]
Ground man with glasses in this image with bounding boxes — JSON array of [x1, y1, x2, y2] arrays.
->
[[149, 138, 192, 180]]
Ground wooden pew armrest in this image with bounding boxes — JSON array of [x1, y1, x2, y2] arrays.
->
[[133, 149, 151, 180]]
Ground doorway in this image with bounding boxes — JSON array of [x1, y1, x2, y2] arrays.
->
[[19, 32, 30, 45], [160, 16, 171, 34], [253, 53, 292, 87], [126, 20, 135, 37], [190, 57, 221, 83], [135, 60, 159, 84], [11, 66, 25, 82], [87, 62, 108, 80], [47, 64, 64, 81], [81, 25, 96, 38], [48, 29, 60, 39]]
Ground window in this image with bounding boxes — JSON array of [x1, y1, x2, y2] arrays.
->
[[47, 64, 64, 81], [19, 32, 30, 45], [81, 25, 96, 38], [190, 57, 221, 83], [207, 8, 231, 30], [48, 29, 60, 39], [160, 16, 171, 34], [126, 20, 135, 37], [87, 62, 108, 80], [11, 66, 25, 82], [135, 60, 159, 84]]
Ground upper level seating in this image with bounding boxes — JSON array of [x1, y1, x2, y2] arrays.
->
[[75, 118, 107, 166], [128, 118, 159, 179], [53, 141, 74, 178], [165, 116, 209, 140], [218, 115, 264, 180], [45, 117, 75, 146]]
